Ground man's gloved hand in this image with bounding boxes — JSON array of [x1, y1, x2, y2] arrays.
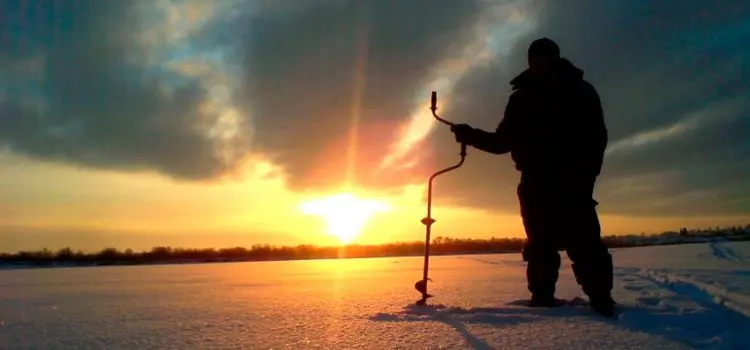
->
[[450, 124, 476, 145]]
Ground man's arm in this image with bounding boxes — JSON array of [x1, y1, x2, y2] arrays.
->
[[467, 95, 517, 155], [580, 81, 608, 176]]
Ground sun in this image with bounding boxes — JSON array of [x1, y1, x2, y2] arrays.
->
[[299, 192, 390, 244]]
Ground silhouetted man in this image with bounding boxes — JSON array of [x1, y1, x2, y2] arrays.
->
[[451, 38, 615, 317]]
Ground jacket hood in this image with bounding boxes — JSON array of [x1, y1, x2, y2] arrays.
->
[[510, 58, 584, 91]]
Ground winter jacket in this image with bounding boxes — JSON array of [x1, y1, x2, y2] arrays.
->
[[469, 58, 608, 186]]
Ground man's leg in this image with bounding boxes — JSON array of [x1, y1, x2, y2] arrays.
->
[[519, 183, 561, 306], [524, 239, 561, 305], [564, 199, 615, 315]]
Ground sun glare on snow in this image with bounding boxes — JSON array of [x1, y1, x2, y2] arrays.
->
[[299, 193, 390, 244]]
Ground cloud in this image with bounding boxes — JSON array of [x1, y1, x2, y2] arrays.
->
[[0, 0, 252, 180], [1, 0, 748, 218], [226, 0, 498, 191], [0, 0, 506, 189]]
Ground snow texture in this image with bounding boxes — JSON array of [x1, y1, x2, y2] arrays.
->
[[1, 241, 750, 349]]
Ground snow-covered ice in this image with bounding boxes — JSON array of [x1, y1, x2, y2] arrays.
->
[[1, 241, 750, 349]]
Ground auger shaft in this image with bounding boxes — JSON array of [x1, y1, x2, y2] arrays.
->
[[415, 91, 467, 305]]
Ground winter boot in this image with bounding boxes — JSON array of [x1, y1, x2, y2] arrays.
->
[[528, 294, 565, 308], [589, 294, 617, 317]]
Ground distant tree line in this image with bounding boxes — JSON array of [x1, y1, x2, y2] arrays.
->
[[1, 224, 748, 267], [0, 238, 526, 266]]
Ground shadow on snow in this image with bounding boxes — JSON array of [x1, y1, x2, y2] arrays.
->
[[368, 299, 595, 350], [369, 293, 750, 349]]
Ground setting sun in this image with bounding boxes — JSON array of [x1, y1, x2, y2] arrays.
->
[[299, 193, 391, 244]]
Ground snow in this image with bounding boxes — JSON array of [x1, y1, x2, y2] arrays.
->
[[1, 241, 749, 349]]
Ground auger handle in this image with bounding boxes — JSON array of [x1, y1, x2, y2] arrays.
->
[[430, 91, 454, 127]]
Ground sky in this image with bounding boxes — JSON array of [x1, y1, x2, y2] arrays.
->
[[1, 0, 749, 252]]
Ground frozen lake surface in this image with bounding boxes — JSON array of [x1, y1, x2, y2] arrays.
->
[[2, 241, 750, 349]]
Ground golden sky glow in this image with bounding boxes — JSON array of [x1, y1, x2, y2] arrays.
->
[[2, 152, 748, 253], [0, 152, 515, 251]]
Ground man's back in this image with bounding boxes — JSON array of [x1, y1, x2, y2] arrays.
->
[[503, 58, 608, 185]]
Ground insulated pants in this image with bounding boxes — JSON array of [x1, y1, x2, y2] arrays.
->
[[517, 179, 613, 299]]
